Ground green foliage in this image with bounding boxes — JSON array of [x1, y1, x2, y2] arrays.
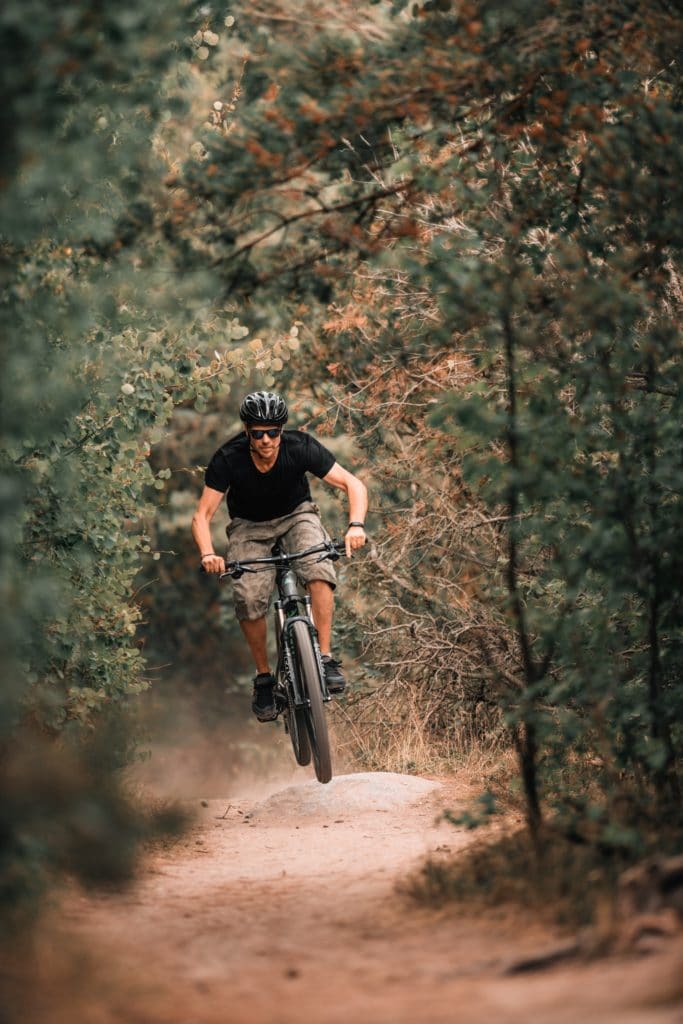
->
[[0, 723, 185, 927], [0, 1, 189, 243], [443, 790, 499, 831], [0, 0, 265, 918]]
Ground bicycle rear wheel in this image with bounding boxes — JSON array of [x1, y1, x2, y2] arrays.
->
[[292, 619, 332, 784]]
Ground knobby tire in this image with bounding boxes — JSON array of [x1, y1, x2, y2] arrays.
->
[[292, 619, 332, 784], [275, 611, 311, 767], [286, 684, 311, 767]]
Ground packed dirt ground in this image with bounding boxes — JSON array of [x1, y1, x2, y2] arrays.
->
[[6, 761, 683, 1024]]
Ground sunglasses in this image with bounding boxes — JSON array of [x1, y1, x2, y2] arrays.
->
[[248, 427, 282, 440]]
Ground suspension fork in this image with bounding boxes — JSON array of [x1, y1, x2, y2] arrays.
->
[[275, 562, 329, 699], [275, 602, 329, 704]]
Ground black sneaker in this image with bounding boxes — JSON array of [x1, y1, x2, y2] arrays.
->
[[251, 673, 278, 722], [321, 655, 346, 694]]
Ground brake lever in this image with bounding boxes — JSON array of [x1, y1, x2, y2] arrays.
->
[[223, 564, 262, 579]]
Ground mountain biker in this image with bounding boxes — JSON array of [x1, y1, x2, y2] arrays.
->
[[192, 390, 368, 722]]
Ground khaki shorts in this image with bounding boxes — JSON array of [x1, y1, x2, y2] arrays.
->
[[225, 501, 336, 621]]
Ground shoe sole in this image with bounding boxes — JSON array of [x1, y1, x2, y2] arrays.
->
[[253, 708, 278, 722]]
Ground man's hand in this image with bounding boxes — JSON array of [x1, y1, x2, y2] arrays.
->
[[344, 525, 366, 558], [201, 553, 226, 573]]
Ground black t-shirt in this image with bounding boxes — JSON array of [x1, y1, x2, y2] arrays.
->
[[204, 429, 336, 521]]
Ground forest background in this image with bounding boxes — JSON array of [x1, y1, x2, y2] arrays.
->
[[1, 0, 682, 933]]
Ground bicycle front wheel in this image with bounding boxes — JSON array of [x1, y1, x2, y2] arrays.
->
[[292, 620, 332, 784], [276, 608, 311, 767], [285, 685, 311, 767]]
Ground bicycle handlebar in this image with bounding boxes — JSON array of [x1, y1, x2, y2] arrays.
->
[[199, 539, 347, 580]]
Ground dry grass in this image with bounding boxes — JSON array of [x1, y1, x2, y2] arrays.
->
[[329, 682, 510, 778]]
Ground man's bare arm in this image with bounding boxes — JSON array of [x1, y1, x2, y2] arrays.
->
[[322, 462, 368, 556], [191, 485, 226, 572]]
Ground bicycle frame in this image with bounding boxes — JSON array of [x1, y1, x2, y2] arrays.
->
[[219, 538, 344, 709]]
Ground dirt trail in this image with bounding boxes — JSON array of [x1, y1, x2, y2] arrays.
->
[[18, 770, 683, 1023]]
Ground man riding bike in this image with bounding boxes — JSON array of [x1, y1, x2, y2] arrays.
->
[[192, 390, 368, 721]]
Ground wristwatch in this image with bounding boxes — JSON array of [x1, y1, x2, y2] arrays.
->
[[348, 522, 365, 529]]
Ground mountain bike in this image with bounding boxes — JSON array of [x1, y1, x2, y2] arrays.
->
[[218, 539, 345, 784]]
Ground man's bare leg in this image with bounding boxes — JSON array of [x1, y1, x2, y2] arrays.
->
[[239, 617, 270, 675], [308, 579, 345, 691], [308, 580, 334, 655]]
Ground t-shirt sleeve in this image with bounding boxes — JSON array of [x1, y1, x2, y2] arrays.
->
[[304, 434, 336, 478], [204, 449, 230, 492]]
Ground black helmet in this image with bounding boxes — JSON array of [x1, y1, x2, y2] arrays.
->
[[239, 390, 289, 426]]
